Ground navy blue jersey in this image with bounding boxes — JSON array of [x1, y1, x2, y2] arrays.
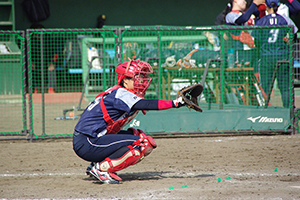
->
[[75, 88, 142, 137], [255, 13, 297, 31], [288, 0, 300, 16], [253, 13, 297, 56]]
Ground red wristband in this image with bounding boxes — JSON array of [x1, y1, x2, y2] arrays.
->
[[288, 0, 294, 3], [158, 100, 173, 110]]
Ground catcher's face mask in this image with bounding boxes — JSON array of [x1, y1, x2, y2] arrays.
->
[[116, 59, 153, 95]]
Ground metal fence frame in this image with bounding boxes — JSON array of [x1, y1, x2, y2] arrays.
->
[[25, 28, 118, 141], [0, 26, 298, 140], [0, 30, 27, 139]]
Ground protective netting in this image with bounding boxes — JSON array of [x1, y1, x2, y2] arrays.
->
[[0, 31, 26, 136], [121, 26, 294, 110], [25, 27, 298, 137], [0, 26, 298, 139], [27, 29, 117, 137]]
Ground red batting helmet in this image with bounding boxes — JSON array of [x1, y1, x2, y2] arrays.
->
[[115, 59, 153, 96]]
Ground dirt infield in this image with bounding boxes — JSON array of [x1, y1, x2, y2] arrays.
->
[[1, 134, 300, 199]]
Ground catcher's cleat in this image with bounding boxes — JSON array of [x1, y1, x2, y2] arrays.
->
[[86, 162, 95, 175], [89, 165, 122, 184]]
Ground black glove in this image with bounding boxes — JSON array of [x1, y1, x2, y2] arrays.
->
[[176, 84, 203, 112]]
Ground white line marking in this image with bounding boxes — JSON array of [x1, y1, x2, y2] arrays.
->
[[0, 172, 81, 177], [290, 186, 300, 189], [1, 171, 299, 178]]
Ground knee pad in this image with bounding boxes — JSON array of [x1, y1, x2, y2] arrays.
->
[[99, 145, 142, 173], [132, 129, 157, 157]]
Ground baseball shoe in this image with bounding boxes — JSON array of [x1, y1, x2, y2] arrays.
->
[[89, 165, 122, 184], [86, 162, 95, 175]]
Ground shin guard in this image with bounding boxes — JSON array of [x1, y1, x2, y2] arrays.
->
[[98, 145, 142, 173], [98, 129, 157, 173]]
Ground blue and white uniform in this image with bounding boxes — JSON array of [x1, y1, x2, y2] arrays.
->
[[72, 59, 181, 183], [73, 84, 174, 163], [73, 86, 143, 162], [253, 13, 297, 108], [75, 87, 142, 138]]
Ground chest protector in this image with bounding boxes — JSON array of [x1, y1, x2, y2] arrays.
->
[[96, 85, 141, 135]]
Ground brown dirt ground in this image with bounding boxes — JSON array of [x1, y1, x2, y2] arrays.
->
[[1, 134, 300, 199], [0, 93, 300, 199]]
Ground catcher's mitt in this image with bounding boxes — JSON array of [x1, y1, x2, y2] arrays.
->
[[177, 84, 203, 112]]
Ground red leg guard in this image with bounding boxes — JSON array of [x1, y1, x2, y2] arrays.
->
[[98, 145, 142, 173], [98, 129, 157, 174]]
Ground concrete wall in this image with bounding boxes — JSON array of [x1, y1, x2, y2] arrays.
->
[[15, 0, 299, 32], [14, 0, 229, 30]]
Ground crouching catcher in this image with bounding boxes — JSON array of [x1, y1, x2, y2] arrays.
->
[[73, 59, 187, 184]]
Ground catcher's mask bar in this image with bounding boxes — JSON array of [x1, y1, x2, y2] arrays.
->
[[116, 58, 153, 96], [133, 60, 153, 96]]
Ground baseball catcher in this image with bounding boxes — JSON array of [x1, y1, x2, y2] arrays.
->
[[73, 58, 203, 184]]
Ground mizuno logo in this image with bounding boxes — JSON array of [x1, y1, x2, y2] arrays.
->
[[247, 116, 261, 122], [129, 119, 140, 127], [247, 116, 283, 123]]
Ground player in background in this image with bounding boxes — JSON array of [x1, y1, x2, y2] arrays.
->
[[215, 0, 261, 25], [223, 0, 265, 71], [225, 0, 265, 26], [257, 0, 300, 40], [73, 59, 185, 184], [253, 0, 298, 108], [258, 0, 300, 18]]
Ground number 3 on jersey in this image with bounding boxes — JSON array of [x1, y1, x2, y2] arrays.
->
[[268, 29, 279, 43]]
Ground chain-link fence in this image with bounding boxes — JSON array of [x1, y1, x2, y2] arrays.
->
[[0, 30, 27, 138], [120, 26, 296, 135], [0, 26, 297, 140], [26, 28, 118, 139], [120, 26, 294, 109], [294, 38, 300, 85]]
